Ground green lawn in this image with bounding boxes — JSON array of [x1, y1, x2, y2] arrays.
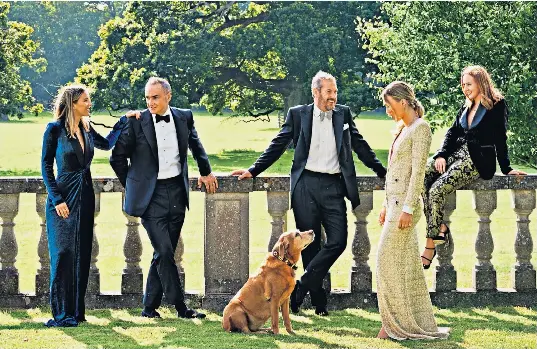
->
[[1, 112, 536, 348], [0, 306, 535, 349]]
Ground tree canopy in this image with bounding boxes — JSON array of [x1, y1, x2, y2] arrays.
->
[[76, 1, 382, 117], [0, 1, 45, 120], [7, 1, 124, 104], [358, 1, 537, 167]]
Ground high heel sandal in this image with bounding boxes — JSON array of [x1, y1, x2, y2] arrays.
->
[[432, 225, 451, 246], [421, 247, 436, 270]]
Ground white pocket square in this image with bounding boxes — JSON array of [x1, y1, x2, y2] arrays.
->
[[343, 123, 349, 130]]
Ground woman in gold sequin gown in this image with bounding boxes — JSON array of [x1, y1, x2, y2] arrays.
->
[[376, 82, 449, 340]]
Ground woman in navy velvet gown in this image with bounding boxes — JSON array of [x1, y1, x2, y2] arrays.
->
[[41, 85, 126, 327]]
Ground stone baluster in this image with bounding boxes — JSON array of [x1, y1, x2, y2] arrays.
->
[[174, 235, 186, 294], [87, 192, 101, 294], [472, 190, 497, 291], [351, 190, 373, 293], [511, 189, 536, 291], [35, 194, 50, 295], [0, 193, 20, 294], [121, 193, 143, 294], [266, 191, 289, 251], [320, 225, 332, 293], [434, 192, 457, 291]]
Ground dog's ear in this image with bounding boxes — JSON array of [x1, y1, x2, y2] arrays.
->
[[272, 236, 289, 257]]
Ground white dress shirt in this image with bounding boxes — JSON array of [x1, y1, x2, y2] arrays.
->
[[152, 107, 181, 179], [305, 105, 340, 174]]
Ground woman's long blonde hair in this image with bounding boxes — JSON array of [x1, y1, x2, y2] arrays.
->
[[381, 81, 424, 134], [461, 65, 503, 110], [53, 84, 90, 138]]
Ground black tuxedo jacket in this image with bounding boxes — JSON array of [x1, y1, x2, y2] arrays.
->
[[110, 108, 211, 217], [433, 99, 513, 180], [248, 104, 386, 209]]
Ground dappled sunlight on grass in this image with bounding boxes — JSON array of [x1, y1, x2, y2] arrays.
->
[[110, 309, 157, 325], [435, 309, 488, 322], [0, 329, 87, 349], [27, 308, 49, 324], [0, 311, 22, 326], [344, 308, 382, 323], [462, 329, 536, 349], [275, 340, 319, 349], [113, 326, 176, 346], [204, 312, 223, 323], [471, 308, 536, 326], [85, 315, 111, 326], [289, 314, 313, 324], [306, 329, 405, 349]]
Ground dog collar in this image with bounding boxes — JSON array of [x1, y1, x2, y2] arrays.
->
[[273, 251, 298, 270]]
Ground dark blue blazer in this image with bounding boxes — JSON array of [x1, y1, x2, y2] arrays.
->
[[248, 104, 386, 209], [110, 108, 211, 217]]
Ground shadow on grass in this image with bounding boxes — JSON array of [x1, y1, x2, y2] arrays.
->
[[1, 307, 535, 349]]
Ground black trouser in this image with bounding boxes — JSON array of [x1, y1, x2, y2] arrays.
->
[[291, 170, 348, 307], [141, 175, 186, 309]]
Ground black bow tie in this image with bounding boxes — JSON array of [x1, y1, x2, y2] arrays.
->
[[155, 114, 170, 123]]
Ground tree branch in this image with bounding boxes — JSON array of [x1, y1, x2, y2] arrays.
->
[[215, 11, 270, 32]]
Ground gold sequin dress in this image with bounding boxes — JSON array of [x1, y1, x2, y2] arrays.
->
[[377, 118, 449, 340]]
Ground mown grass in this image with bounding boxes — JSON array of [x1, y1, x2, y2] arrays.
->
[[0, 306, 535, 349]]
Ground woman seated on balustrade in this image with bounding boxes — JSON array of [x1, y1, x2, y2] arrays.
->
[[420, 65, 526, 269]]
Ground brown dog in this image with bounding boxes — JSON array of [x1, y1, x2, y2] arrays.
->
[[222, 229, 314, 335]]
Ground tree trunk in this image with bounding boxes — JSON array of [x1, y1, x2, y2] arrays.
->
[[283, 87, 307, 119]]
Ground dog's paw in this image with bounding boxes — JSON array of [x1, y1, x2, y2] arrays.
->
[[286, 329, 296, 335]]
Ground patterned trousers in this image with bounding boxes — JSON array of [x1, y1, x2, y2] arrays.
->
[[422, 143, 480, 239]]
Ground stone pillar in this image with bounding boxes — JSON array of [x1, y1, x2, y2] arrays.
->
[[511, 189, 536, 291], [87, 192, 101, 295], [0, 193, 20, 294], [434, 192, 457, 291], [174, 235, 185, 294], [351, 191, 373, 293], [472, 190, 497, 291], [35, 194, 50, 295], [121, 196, 143, 294], [266, 191, 289, 251], [204, 191, 249, 303]]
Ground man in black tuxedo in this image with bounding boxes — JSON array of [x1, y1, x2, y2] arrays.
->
[[110, 77, 217, 319], [232, 71, 386, 316]]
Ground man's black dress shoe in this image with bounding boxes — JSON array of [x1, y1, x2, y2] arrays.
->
[[315, 306, 329, 316], [141, 307, 161, 318], [177, 308, 206, 319]]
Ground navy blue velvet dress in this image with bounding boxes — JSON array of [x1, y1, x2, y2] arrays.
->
[[41, 117, 125, 327]]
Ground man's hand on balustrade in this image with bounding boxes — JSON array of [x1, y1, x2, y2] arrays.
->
[[508, 169, 527, 176], [231, 169, 253, 180], [55, 202, 70, 219], [198, 173, 218, 194]]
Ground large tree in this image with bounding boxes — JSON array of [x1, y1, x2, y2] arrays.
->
[[77, 1, 381, 117], [0, 2, 45, 120], [7, 1, 125, 104], [358, 1, 537, 167]]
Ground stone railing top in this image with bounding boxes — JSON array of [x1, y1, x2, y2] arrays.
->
[[0, 174, 535, 195]]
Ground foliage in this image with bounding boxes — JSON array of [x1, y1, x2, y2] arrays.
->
[[358, 2, 537, 167], [7, 1, 126, 105], [0, 2, 45, 120], [76, 1, 381, 116]]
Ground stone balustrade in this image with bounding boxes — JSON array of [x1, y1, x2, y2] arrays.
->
[[0, 175, 535, 310]]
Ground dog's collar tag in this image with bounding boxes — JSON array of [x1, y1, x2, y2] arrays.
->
[[273, 251, 298, 270]]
